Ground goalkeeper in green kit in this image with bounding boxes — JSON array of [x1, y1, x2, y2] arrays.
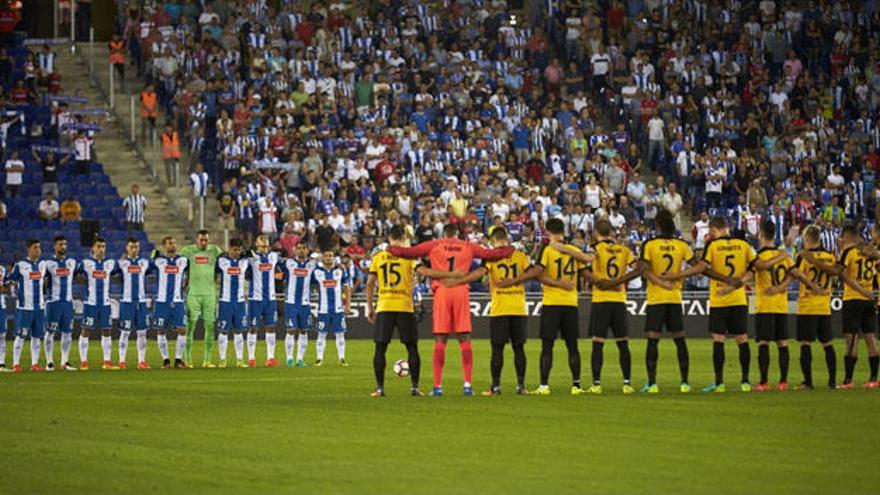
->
[[180, 230, 224, 367]]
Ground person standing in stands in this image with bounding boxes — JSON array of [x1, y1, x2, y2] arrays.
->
[[122, 183, 146, 233], [161, 123, 181, 187]]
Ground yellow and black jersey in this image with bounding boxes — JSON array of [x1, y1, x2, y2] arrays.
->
[[838, 246, 875, 301], [751, 247, 794, 314], [485, 250, 531, 317], [640, 236, 694, 305], [795, 249, 835, 315], [701, 236, 756, 308], [369, 251, 418, 313], [590, 240, 636, 304], [536, 243, 586, 307]]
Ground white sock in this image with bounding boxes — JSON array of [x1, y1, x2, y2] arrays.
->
[[12, 336, 24, 366], [136, 330, 147, 363], [265, 332, 276, 361], [79, 335, 89, 364], [175, 334, 186, 359], [316, 333, 326, 361], [118, 331, 130, 364], [285, 333, 295, 360], [234, 333, 244, 360], [335, 333, 346, 361], [218, 333, 228, 361], [0, 333, 6, 365], [101, 335, 112, 362], [61, 333, 72, 364], [296, 333, 308, 361], [44, 335, 54, 364], [31, 338, 41, 366], [157, 333, 169, 360], [246, 332, 256, 361]]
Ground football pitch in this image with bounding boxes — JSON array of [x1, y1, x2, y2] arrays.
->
[[1, 338, 877, 494]]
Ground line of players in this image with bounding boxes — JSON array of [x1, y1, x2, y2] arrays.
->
[[366, 210, 880, 396], [0, 233, 357, 372]]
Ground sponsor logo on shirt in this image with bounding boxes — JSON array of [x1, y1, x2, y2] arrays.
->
[[93, 270, 107, 279], [293, 268, 309, 276], [28, 272, 42, 280], [322, 280, 337, 288], [127, 266, 141, 273], [259, 263, 272, 272], [164, 266, 180, 274], [55, 268, 71, 277], [195, 256, 210, 264], [228, 267, 242, 276]]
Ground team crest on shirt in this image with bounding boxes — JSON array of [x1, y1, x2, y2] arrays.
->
[[195, 256, 210, 264]]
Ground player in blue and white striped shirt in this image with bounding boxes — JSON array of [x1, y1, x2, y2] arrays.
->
[[217, 238, 250, 368], [311, 250, 351, 366], [247, 235, 280, 368], [44, 236, 78, 371], [8, 240, 48, 372], [152, 236, 189, 369], [280, 242, 315, 367], [117, 238, 152, 370], [0, 262, 7, 371], [76, 238, 119, 370]]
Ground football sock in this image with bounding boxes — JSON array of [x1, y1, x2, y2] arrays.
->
[[30, 338, 41, 366], [315, 333, 326, 361], [824, 345, 837, 385], [778, 346, 790, 383], [247, 332, 257, 361], [432, 340, 447, 388], [758, 344, 770, 384], [266, 331, 277, 361], [460, 340, 473, 384], [800, 345, 813, 386], [218, 333, 228, 361], [12, 336, 23, 366], [490, 343, 504, 388], [373, 342, 388, 389], [869, 355, 879, 381], [512, 343, 526, 387], [44, 335, 54, 364], [118, 330, 130, 364], [184, 319, 195, 365], [844, 355, 857, 384], [0, 333, 6, 365], [203, 321, 215, 362], [101, 335, 112, 362], [234, 333, 244, 360], [136, 330, 147, 363], [157, 333, 169, 360], [616, 340, 631, 383], [296, 333, 308, 361], [60, 333, 72, 364], [646, 338, 659, 384], [539, 338, 554, 386], [713, 341, 725, 385], [738, 342, 750, 383], [674, 337, 689, 383], [79, 335, 89, 363], [591, 341, 604, 385], [285, 333, 295, 360], [566, 338, 581, 387], [406, 342, 421, 388], [335, 333, 346, 361], [175, 334, 186, 360]]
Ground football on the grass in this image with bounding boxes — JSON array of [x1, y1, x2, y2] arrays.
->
[[393, 359, 410, 377]]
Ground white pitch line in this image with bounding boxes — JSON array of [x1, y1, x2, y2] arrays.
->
[[0, 375, 347, 386]]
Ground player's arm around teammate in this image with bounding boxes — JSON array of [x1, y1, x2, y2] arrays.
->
[[280, 242, 313, 368], [216, 239, 250, 368], [76, 238, 119, 370], [151, 237, 189, 369], [246, 234, 281, 368]]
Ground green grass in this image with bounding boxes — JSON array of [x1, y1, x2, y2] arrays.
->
[[0, 338, 878, 494]]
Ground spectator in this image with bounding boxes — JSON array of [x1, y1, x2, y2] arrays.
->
[[161, 123, 181, 186], [217, 181, 236, 236], [257, 196, 278, 238], [3, 149, 23, 198], [32, 148, 70, 199], [0, 196, 6, 225], [661, 183, 685, 232], [189, 162, 209, 226], [37, 192, 59, 222], [73, 130, 92, 174], [59, 196, 81, 222], [122, 183, 146, 232]]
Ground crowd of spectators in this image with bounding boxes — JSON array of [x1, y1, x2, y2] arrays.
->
[[109, 0, 879, 292]]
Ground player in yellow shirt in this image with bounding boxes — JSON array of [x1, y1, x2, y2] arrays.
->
[[366, 225, 461, 397], [663, 216, 753, 393], [638, 210, 694, 393], [441, 227, 531, 396], [498, 218, 593, 395], [750, 221, 796, 391]]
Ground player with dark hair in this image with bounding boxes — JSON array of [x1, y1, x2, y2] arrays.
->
[[637, 209, 694, 393], [44, 235, 78, 371], [387, 223, 514, 397], [180, 230, 224, 367], [664, 216, 753, 393], [216, 238, 250, 368], [8, 240, 48, 372], [77, 237, 119, 370], [499, 218, 592, 395], [280, 241, 313, 368], [117, 238, 151, 369]]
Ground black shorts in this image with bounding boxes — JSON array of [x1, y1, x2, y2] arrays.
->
[[644, 304, 683, 333], [755, 313, 788, 342], [796, 315, 833, 343], [841, 300, 877, 334], [489, 316, 527, 346], [708, 305, 748, 335], [374, 311, 417, 344], [589, 302, 629, 339], [540, 305, 579, 341]]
